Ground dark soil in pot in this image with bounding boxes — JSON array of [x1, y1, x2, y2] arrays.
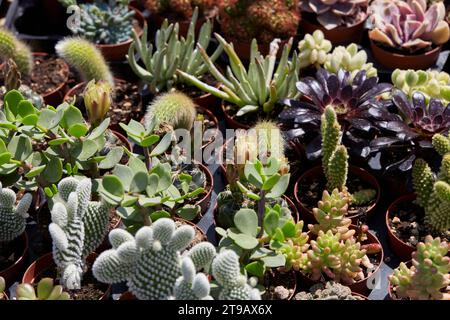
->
[[221, 101, 285, 129], [388, 197, 450, 253], [25, 253, 109, 300], [64, 79, 142, 132], [261, 269, 296, 300], [295, 167, 379, 224]]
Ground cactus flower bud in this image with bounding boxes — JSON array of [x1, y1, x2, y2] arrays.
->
[[83, 80, 112, 127]]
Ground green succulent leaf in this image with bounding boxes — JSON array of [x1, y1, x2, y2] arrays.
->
[[176, 205, 201, 221], [234, 208, 258, 237], [266, 174, 290, 199], [8, 135, 32, 161], [130, 171, 148, 193], [98, 147, 123, 169], [245, 261, 265, 278], [263, 210, 279, 236], [150, 132, 172, 156], [101, 175, 125, 205], [87, 118, 110, 140]]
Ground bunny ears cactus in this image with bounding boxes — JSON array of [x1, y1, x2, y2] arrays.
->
[[0, 183, 32, 242], [368, 0, 450, 53]]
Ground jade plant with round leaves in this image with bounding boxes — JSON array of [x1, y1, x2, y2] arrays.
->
[[0, 90, 123, 194], [16, 278, 71, 300]]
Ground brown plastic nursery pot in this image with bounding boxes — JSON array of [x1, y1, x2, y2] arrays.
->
[[298, 225, 384, 295], [96, 7, 146, 62], [221, 34, 290, 59], [196, 106, 219, 151], [193, 91, 219, 111], [119, 291, 137, 300], [195, 163, 214, 215], [0, 233, 29, 287], [300, 16, 366, 45], [22, 252, 111, 300], [369, 40, 441, 70], [293, 165, 381, 225], [220, 101, 251, 130], [385, 194, 416, 262]]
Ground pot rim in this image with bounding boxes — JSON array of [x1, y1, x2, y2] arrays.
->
[[369, 39, 442, 59], [0, 232, 29, 280], [385, 194, 416, 254]]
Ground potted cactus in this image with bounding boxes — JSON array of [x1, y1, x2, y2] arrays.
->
[[57, 0, 146, 61], [386, 133, 450, 261], [388, 236, 450, 300], [368, 0, 450, 70], [178, 35, 301, 129], [128, 8, 223, 110], [93, 219, 261, 300], [299, 0, 369, 45], [0, 28, 69, 106], [0, 184, 31, 287], [293, 106, 380, 225], [143, 1, 217, 35], [217, 0, 300, 58], [58, 37, 143, 131], [22, 177, 113, 300]]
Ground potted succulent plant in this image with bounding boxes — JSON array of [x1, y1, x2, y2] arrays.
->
[[369, 88, 450, 194], [368, 0, 450, 70], [386, 133, 450, 261], [293, 281, 367, 300], [279, 68, 391, 165], [299, 0, 369, 45], [143, 1, 217, 35], [16, 277, 71, 300], [217, 0, 300, 58], [0, 28, 69, 106], [293, 107, 380, 224], [22, 177, 113, 300], [58, 0, 146, 61], [388, 236, 450, 300], [57, 37, 143, 131], [93, 219, 261, 300], [128, 8, 223, 112], [0, 184, 31, 287], [178, 36, 301, 129]]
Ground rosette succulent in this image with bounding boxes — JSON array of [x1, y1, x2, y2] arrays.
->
[[280, 68, 392, 161], [298, 30, 333, 69], [368, 0, 450, 53], [324, 43, 377, 78], [300, 0, 369, 30], [370, 90, 450, 173]]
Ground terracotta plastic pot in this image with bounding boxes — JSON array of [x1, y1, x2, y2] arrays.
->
[[385, 194, 416, 262], [293, 165, 381, 225], [95, 7, 146, 62], [0, 233, 28, 287], [220, 101, 251, 130], [193, 91, 218, 111], [32, 53, 69, 106], [22, 252, 111, 300], [196, 163, 214, 215], [300, 16, 366, 45], [119, 291, 137, 300], [195, 106, 219, 151], [298, 225, 384, 295], [220, 33, 290, 59], [369, 40, 441, 70]]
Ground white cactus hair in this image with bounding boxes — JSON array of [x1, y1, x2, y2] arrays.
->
[[0, 182, 32, 242], [49, 177, 110, 290]]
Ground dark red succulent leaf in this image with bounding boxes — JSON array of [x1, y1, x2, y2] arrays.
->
[[279, 68, 392, 161]]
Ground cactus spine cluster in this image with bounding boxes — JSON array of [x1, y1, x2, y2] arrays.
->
[[389, 236, 450, 300], [211, 250, 261, 300], [55, 37, 114, 86], [298, 30, 332, 69], [93, 219, 217, 300], [412, 133, 450, 234], [0, 28, 33, 76], [321, 105, 348, 192], [0, 183, 32, 242], [144, 91, 197, 131], [49, 177, 111, 290]]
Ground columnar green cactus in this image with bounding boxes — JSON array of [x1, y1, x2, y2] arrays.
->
[[389, 236, 450, 300], [49, 177, 111, 290], [412, 133, 450, 234], [298, 30, 332, 69], [321, 106, 348, 191], [55, 37, 114, 86], [92, 219, 217, 300], [309, 189, 354, 239], [0, 182, 32, 242], [211, 250, 261, 300], [0, 28, 33, 75], [172, 258, 212, 300], [324, 43, 378, 79], [304, 230, 373, 285], [144, 91, 197, 131]]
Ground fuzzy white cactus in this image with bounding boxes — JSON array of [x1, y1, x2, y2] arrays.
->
[[212, 250, 261, 300], [49, 177, 110, 290], [172, 258, 212, 300], [92, 218, 217, 300], [0, 183, 32, 242]]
